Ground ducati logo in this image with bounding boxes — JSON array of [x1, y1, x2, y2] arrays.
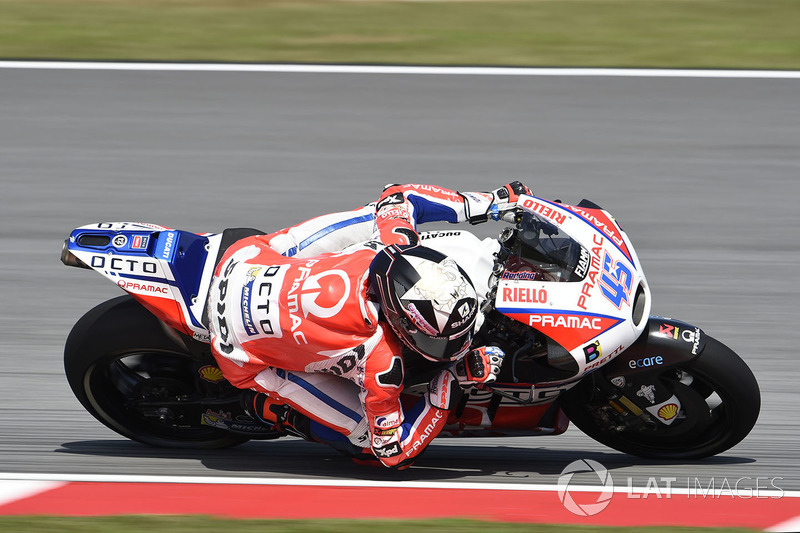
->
[[299, 270, 351, 319]]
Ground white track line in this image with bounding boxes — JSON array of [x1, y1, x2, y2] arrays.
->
[[1, 61, 800, 79], [0, 480, 66, 507], [0, 472, 798, 498], [766, 516, 800, 532]]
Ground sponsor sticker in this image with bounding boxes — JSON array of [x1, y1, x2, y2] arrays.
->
[[156, 231, 178, 262], [201, 410, 232, 430], [501, 271, 542, 281], [117, 279, 169, 296], [645, 396, 682, 425], [577, 234, 604, 311], [374, 442, 401, 458], [564, 204, 635, 266], [198, 365, 226, 383], [502, 309, 623, 352], [658, 324, 702, 355], [636, 384, 656, 404], [501, 286, 548, 304], [112, 235, 128, 248], [610, 376, 626, 388], [193, 331, 211, 343], [521, 199, 568, 225], [130, 235, 149, 250], [92, 255, 159, 275], [657, 403, 679, 421], [241, 267, 262, 336], [583, 340, 602, 364], [421, 231, 463, 240], [628, 355, 664, 369], [574, 247, 591, 279], [375, 411, 401, 429]]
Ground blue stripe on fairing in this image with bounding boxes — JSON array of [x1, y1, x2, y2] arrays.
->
[[283, 213, 376, 257], [406, 194, 460, 224], [276, 369, 363, 423], [496, 308, 622, 320]]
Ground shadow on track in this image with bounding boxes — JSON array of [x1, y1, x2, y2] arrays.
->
[[56, 439, 755, 482]]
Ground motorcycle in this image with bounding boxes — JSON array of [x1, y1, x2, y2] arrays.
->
[[60, 195, 760, 460]]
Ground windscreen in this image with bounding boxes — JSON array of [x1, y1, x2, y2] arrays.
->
[[503, 211, 590, 283]]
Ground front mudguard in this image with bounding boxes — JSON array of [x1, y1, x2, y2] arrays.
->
[[603, 316, 706, 380]]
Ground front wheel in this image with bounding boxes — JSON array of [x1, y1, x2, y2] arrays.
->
[[64, 296, 256, 449], [559, 335, 760, 459]]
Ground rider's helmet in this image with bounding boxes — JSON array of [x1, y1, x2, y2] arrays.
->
[[368, 245, 479, 362]]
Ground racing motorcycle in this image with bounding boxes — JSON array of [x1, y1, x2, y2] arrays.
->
[[60, 195, 760, 460]]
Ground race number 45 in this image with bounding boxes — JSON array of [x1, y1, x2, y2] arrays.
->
[[599, 252, 633, 308]]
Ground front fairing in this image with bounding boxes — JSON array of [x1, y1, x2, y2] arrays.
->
[[495, 196, 651, 376]]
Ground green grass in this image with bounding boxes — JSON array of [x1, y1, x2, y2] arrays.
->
[[1, 0, 800, 68], [0, 517, 762, 532]]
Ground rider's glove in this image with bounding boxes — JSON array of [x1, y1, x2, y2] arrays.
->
[[459, 181, 533, 224], [490, 181, 533, 223], [451, 346, 505, 388]]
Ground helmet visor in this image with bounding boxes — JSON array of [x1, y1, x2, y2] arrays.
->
[[396, 318, 474, 362]]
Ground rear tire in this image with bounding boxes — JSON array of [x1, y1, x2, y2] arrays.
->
[[64, 295, 250, 449], [559, 336, 760, 459]]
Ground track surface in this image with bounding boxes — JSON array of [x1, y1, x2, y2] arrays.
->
[[1, 68, 798, 494]]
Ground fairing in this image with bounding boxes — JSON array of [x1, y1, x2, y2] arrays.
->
[[63, 222, 220, 342], [495, 196, 652, 377]]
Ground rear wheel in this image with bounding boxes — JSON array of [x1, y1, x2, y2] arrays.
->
[[64, 296, 256, 449], [559, 336, 760, 459]]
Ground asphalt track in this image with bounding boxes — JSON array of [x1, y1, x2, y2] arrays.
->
[[1, 66, 799, 501]]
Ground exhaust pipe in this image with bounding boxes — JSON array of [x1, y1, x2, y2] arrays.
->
[[61, 239, 90, 269]]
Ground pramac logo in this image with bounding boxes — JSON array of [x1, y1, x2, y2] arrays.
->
[[299, 270, 351, 319]]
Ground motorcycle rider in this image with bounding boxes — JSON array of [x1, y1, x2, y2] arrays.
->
[[208, 182, 531, 468]]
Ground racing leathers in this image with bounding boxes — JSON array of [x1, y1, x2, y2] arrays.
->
[[208, 182, 529, 467]]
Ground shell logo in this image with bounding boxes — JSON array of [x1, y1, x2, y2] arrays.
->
[[199, 365, 226, 383], [657, 403, 679, 421]]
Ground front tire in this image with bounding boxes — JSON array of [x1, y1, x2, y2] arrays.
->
[[559, 335, 760, 459], [64, 296, 251, 449]]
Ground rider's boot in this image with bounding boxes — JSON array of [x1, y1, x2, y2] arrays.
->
[[242, 391, 313, 440], [351, 448, 383, 468]]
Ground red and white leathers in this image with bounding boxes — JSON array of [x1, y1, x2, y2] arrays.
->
[[373, 182, 531, 246], [208, 183, 526, 467]]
